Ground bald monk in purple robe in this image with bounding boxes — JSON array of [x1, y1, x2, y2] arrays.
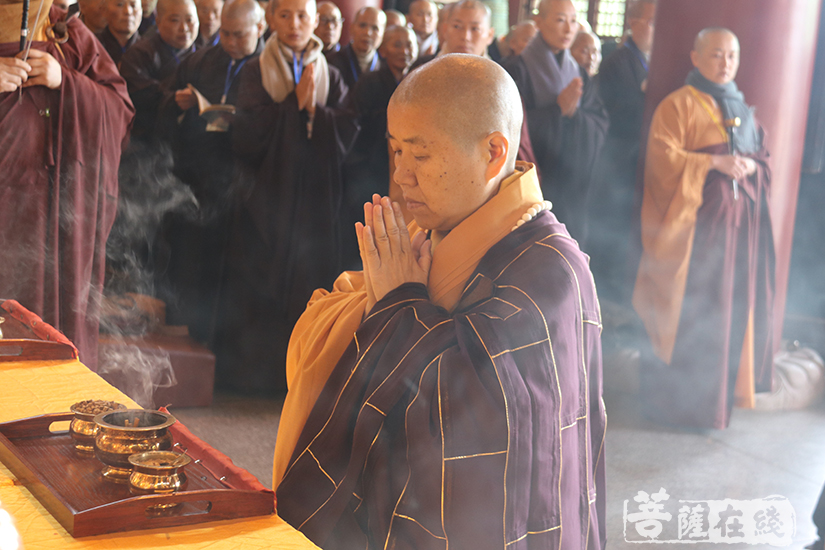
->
[[274, 55, 606, 550], [0, 1, 134, 368]]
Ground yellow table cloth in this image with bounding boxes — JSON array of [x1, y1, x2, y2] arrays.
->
[[0, 359, 319, 550]]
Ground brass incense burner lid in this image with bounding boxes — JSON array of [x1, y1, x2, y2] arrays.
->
[[94, 410, 176, 483]]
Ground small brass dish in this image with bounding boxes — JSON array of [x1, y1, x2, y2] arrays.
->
[[94, 410, 175, 483], [69, 400, 126, 456], [128, 451, 190, 510]]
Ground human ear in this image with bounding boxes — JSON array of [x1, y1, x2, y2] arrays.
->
[[484, 132, 509, 181], [690, 49, 699, 68]]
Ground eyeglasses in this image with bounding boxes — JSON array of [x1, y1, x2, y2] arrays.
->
[[318, 16, 344, 27]]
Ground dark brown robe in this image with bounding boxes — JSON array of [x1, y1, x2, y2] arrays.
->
[[214, 59, 358, 393], [0, 9, 134, 369], [95, 26, 140, 66], [277, 211, 606, 550], [506, 55, 609, 241], [640, 142, 775, 429]]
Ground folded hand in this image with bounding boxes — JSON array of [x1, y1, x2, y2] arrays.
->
[[356, 195, 432, 313]]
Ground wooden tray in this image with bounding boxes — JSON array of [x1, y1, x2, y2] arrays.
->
[[0, 413, 275, 537]]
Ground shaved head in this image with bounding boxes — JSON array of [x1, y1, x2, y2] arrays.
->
[[536, 0, 573, 17], [223, 0, 262, 22], [156, 0, 194, 18], [391, 54, 522, 167], [693, 27, 738, 53], [385, 8, 405, 27]]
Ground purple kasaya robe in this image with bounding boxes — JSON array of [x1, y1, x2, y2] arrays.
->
[[277, 211, 607, 550]]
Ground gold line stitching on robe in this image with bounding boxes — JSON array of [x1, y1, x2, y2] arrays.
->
[[478, 297, 523, 321], [366, 318, 453, 404], [537, 241, 593, 549], [498, 281, 564, 549], [384, 355, 441, 550], [364, 298, 428, 322], [362, 423, 384, 480], [491, 338, 550, 358], [467, 317, 510, 548], [437, 354, 449, 545], [307, 448, 337, 489], [443, 449, 507, 461], [365, 401, 387, 416], [284, 312, 399, 484], [413, 307, 431, 331], [394, 513, 449, 540]]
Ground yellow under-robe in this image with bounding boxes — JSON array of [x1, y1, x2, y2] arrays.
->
[[633, 84, 755, 408], [272, 162, 544, 487]]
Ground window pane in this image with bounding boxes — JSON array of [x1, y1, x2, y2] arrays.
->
[[595, 0, 626, 38]]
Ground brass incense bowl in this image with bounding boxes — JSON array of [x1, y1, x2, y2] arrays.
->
[[128, 451, 190, 510], [69, 400, 126, 456], [94, 410, 176, 483]]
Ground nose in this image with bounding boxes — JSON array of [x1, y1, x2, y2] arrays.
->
[[393, 151, 416, 187]]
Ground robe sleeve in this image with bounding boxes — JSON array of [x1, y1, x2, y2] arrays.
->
[[272, 271, 369, 487], [320, 65, 359, 159], [633, 91, 717, 364], [120, 39, 177, 138], [232, 59, 292, 167], [642, 94, 713, 231], [156, 52, 196, 140]]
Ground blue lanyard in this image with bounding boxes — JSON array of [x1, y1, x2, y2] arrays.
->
[[348, 49, 378, 83], [208, 33, 220, 47], [222, 57, 247, 104], [626, 39, 648, 73], [292, 50, 306, 82]]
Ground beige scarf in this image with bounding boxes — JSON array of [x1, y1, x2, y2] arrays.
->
[[259, 32, 330, 106]]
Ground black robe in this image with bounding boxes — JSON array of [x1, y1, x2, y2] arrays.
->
[[95, 26, 140, 66], [340, 65, 399, 269], [505, 56, 608, 241], [327, 43, 386, 90], [139, 12, 156, 35], [586, 39, 648, 303], [153, 41, 263, 344], [120, 33, 197, 140], [215, 59, 358, 393]]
